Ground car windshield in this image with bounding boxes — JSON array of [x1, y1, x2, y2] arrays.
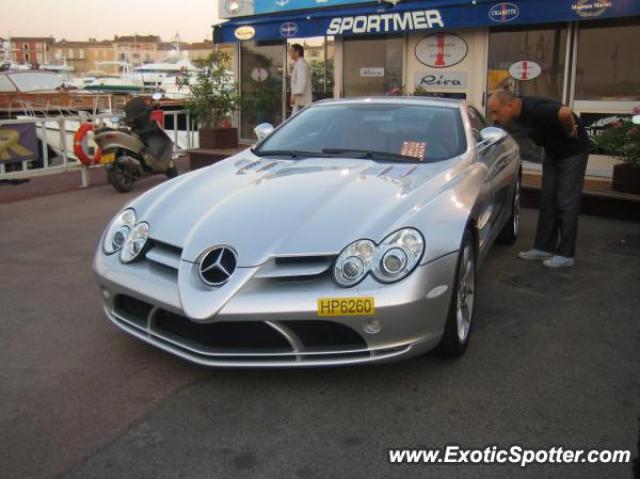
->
[[254, 103, 467, 162]]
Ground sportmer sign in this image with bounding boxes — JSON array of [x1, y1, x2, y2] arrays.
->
[[326, 10, 444, 35], [215, 0, 640, 43]]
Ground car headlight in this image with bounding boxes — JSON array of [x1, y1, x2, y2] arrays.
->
[[371, 228, 424, 283], [103, 208, 136, 254], [333, 239, 376, 287], [333, 228, 424, 287], [120, 221, 150, 263]]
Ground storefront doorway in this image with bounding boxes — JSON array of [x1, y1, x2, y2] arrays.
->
[[239, 37, 336, 141], [285, 36, 335, 118], [239, 40, 285, 140]]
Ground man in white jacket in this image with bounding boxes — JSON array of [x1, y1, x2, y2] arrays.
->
[[289, 44, 312, 114]]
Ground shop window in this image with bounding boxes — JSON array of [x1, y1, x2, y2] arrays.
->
[[487, 25, 568, 163], [343, 35, 403, 97], [487, 25, 567, 100], [575, 18, 640, 101]]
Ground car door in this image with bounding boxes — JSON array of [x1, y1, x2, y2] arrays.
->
[[466, 106, 498, 254], [469, 106, 514, 235]]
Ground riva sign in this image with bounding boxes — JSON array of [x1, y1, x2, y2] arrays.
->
[[414, 71, 467, 89], [326, 10, 444, 35]]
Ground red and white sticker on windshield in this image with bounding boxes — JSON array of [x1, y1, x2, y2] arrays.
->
[[401, 141, 427, 161]]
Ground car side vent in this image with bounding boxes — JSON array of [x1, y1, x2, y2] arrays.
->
[[254, 255, 335, 279], [144, 239, 182, 270]]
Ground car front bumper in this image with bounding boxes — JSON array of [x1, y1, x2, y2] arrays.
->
[[94, 249, 458, 367]]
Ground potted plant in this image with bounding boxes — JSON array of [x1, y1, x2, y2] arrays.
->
[[187, 50, 240, 149], [592, 107, 640, 194]]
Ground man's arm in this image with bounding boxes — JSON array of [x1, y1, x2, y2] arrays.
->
[[534, 101, 578, 139], [558, 106, 578, 139]]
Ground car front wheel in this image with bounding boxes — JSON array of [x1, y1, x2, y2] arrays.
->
[[436, 229, 476, 357]]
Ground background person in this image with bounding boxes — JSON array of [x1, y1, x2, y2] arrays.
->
[[289, 43, 312, 115], [487, 89, 591, 268]]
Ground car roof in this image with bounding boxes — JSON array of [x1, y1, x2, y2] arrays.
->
[[313, 96, 464, 109]]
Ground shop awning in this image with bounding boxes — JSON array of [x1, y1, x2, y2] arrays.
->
[[214, 0, 640, 43]]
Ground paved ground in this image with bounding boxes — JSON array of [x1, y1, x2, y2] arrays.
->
[[0, 157, 190, 204], [0, 178, 639, 479]]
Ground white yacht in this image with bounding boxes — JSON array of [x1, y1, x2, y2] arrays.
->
[[81, 61, 144, 93]]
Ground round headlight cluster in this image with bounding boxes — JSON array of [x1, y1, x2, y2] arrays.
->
[[371, 229, 424, 283], [334, 239, 375, 287], [120, 221, 150, 263], [334, 228, 424, 287], [102, 208, 150, 263]]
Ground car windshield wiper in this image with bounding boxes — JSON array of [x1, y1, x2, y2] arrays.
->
[[321, 148, 422, 163], [253, 149, 327, 158]]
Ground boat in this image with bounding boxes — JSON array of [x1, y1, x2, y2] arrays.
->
[[14, 93, 198, 164], [80, 61, 146, 94], [0, 70, 128, 118]]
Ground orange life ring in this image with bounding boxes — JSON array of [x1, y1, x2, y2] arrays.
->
[[73, 123, 102, 166]]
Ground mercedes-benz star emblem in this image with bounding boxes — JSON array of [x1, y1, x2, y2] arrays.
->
[[198, 247, 238, 286]]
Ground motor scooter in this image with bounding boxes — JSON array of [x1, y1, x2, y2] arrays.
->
[[95, 92, 178, 192]]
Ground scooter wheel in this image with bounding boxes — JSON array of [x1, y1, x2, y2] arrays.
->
[[107, 164, 135, 193]]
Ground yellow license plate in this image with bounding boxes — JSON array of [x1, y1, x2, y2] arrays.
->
[[100, 151, 115, 164], [317, 297, 375, 317]]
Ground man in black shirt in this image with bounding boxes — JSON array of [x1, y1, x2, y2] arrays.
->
[[487, 89, 591, 268]]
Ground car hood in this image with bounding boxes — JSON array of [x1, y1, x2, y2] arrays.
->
[[136, 151, 455, 266]]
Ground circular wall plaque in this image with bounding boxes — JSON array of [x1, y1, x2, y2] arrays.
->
[[415, 33, 468, 69], [509, 60, 542, 81]]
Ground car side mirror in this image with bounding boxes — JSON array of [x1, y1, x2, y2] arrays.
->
[[254, 123, 274, 141], [478, 127, 507, 151], [632, 115, 640, 125]]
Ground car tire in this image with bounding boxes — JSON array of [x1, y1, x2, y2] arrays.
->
[[435, 228, 476, 358], [497, 172, 521, 245]]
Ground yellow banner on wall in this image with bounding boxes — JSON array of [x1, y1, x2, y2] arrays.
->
[[0, 123, 37, 163]]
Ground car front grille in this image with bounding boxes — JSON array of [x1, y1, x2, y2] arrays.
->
[[109, 294, 407, 365], [154, 309, 292, 352], [142, 242, 335, 283]]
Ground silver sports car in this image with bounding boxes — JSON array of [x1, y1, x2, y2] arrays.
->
[[94, 97, 521, 367]]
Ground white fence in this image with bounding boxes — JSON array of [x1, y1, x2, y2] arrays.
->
[[0, 109, 195, 187]]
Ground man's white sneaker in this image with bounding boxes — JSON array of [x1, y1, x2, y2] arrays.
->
[[517, 249, 554, 260], [542, 255, 575, 268]]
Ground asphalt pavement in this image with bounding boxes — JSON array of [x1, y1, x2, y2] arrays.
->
[[1, 178, 639, 479]]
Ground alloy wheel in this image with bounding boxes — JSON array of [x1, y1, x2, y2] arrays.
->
[[456, 243, 475, 343]]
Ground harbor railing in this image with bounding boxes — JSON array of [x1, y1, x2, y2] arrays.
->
[[0, 109, 195, 188]]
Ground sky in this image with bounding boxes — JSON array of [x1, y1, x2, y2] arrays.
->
[[2, 0, 221, 42]]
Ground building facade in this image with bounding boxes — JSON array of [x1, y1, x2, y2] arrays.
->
[[9, 37, 54, 67], [213, 0, 640, 155], [113, 35, 161, 66], [51, 39, 118, 75]]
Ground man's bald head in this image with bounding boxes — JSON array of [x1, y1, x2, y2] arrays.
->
[[487, 89, 521, 126]]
